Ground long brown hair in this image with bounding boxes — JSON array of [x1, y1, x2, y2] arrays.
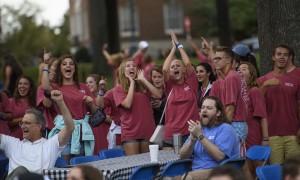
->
[[240, 62, 258, 88], [54, 55, 80, 88], [13, 75, 37, 108], [117, 60, 145, 92]]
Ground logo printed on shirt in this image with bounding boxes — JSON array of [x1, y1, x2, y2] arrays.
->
[[208, 136, 215, 140], [184, 86, 190, 91], [79, 89, 86, 93], [285, 82, 294, 87]]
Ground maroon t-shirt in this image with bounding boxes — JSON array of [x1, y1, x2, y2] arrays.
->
[[164, 71, 200, 140], [289, 67, 300, 77], [210, 79, 224, 101], [258, 72, 300, 136], [0, 92, 12, 135], [222, 70, 248, 121], [51, 83, 95, 119], [114, 85, 155, 142], [245, 87, 267, 149], [36, 85, 59, 130], [10, 99, 31, 139], [104, 88, 121, 126]]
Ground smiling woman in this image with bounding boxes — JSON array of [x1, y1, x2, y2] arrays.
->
[[8, 75, 37, 140]]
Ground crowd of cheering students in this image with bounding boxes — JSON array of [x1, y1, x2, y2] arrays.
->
[[0, 30, 299, 179]]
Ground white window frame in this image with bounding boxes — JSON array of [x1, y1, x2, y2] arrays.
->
[[119, 2, 140, 37], [163, 1, 184, 34]]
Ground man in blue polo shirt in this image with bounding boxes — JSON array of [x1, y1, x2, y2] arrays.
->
[[180, 96, 239, 180]]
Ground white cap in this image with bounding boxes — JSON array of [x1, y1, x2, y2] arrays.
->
[[138, 41, 149, 49]]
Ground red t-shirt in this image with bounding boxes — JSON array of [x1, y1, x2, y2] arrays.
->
[[0, 92, 12, 135], [113, 85, 155, 142], [10, 99, 31, 139], [210, 79, 224, 101], [51, 83, 95, 119], [222, 70, 248, 121], [258, 72, 300, 136], [164, 71, 200, 140], [245, 87, 267, 149], [36, 85, 59, 130], [289, 67, 300, 77], [104, 88, 121, 126], [133, 52, 145, 70]]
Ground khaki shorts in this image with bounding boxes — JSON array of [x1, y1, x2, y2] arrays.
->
[[269, 136, 300, 164]]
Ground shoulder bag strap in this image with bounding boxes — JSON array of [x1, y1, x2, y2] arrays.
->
[[158, 88, 173, 125]]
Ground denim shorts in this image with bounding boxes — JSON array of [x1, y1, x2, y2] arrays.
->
[[61, 138, 84, 156], [231, 121, 248, 141]]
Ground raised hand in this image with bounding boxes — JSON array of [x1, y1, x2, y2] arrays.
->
[[187, 120, 203, 139], [102, 43, 108, 51], [43, 47, 52, 64], [136, 69, 146, 81], [99, 76, 107, 91], [201, 37, 210, 51], [51, 90, 63, 102], [168, 29, 179, 47]]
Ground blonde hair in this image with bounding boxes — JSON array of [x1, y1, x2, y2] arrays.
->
[[117, 60, 145, 92]]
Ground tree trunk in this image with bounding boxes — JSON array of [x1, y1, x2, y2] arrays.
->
[[106, 0, 120, 53], [257, 0, 300, 75], [215, 0, 231, 46], [89, 0, 111, 75]]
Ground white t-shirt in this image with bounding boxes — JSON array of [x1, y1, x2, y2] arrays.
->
[[0, 134, 65, 174]]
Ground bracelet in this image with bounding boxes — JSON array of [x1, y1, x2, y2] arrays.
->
[[176, 43, 183, 49], [42, 69, 49, 72], [262, 137, 269, 141], [98, 90, 105, 96]]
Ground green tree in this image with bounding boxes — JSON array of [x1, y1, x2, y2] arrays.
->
[[0, 1, 71, 66], [185, 0, 257, 42]]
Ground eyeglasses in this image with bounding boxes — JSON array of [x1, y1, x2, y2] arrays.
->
[[19, 121, 38, 126], [213, 56, 229, 63]]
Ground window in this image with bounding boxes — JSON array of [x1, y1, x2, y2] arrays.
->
[[70, 0, 89, 44], [119, 1, 139, 37], [163, 0, 184, 34]]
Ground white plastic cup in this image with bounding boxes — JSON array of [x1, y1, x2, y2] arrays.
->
[[149, 144, 159, 162]]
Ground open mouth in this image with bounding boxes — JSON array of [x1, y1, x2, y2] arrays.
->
[[202, 114, 208, 119]]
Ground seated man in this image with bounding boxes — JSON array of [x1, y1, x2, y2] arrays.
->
[[282, 156, 300, 180], [180, 96, 239, 180], [0, 90, 74, 179]]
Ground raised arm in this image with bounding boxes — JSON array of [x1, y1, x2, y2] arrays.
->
[[41, 47, 53, 94], [120, 77, 135, 109], [51, 90, 74, 147], [169, 30, 194, 76], [102, 43, 114, 65], [96, 78, 107, 109], [163, 40, 176, 83], [136, 70, 162, 99], [4, 66, 12, 93]]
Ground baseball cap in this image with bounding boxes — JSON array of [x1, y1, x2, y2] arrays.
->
[[138, 41, 149, 49], [232, 44, 250, 57]]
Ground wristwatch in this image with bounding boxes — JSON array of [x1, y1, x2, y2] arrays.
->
[[198, 135, 205, 141]]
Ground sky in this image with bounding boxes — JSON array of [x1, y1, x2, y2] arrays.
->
[[0, 0, 69, 27]]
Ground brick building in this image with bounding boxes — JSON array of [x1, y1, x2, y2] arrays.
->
[[69, 0, 196, 58]]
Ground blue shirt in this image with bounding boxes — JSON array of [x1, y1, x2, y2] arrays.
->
[[185, 123, 239, 170]]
